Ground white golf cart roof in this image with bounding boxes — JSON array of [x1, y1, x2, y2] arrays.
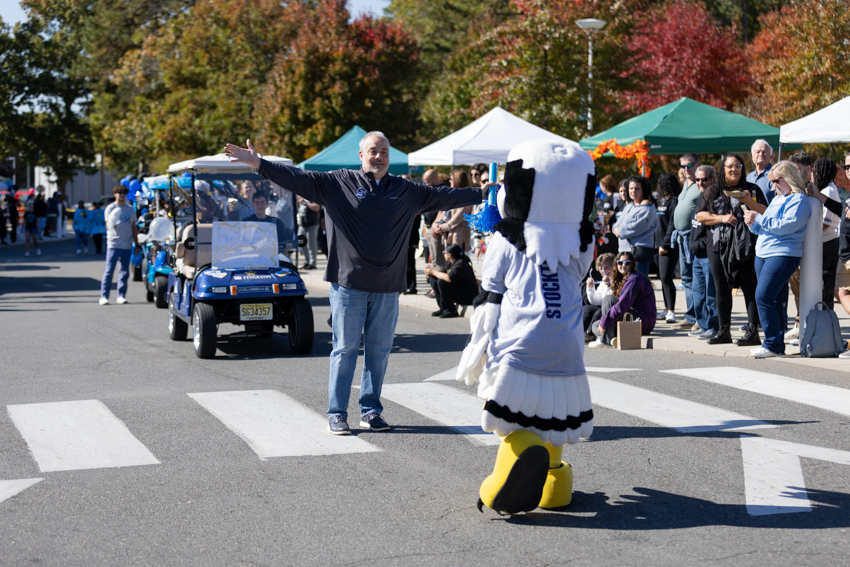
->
[[166, 153, 293, 175]]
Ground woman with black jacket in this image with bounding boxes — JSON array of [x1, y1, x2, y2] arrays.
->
[[695, 154, 767, 346], [655, 173, 681, 324]]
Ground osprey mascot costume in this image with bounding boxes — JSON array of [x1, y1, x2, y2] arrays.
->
[[457, 139, 597, 515]]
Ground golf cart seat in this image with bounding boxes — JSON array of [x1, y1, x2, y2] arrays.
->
[[174, 223, 213, 280]]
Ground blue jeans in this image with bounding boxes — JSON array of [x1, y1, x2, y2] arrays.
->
[[755, 255, 800, 355], [100, 247, 132, 299], [692, 255, 718, 333], [76, 231, 88, 250], [328, 284, 399, 420], [636, 262, 650, 277], [677, 235, 696, 324]]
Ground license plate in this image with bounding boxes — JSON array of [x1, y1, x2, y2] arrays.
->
[[240, 303, 272, 321]]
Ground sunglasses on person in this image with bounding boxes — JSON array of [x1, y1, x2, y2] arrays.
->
[[770, 176, 784, 185], [843, 164, 850, 171], [114, 190, 128, 195], [695, 177, 712, 183], [617, 260, 632, 265], [680, 163, 695, 169]]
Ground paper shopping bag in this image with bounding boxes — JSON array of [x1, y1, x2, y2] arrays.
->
[[616, 312, 642, 350]]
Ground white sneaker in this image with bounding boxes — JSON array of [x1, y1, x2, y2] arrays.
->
[[839, 350, 850, 359], [785, 325, 799, 339], [587, 338, 609, 349], [657, 309, 668, 321], [789, 337, 800, 347], [99, 297, 109, 305], [76, 249, 81, 254], [665, 312, 676, 324], [116, 296, 128, 305], [24, 251, 30, 257], [751, 347, 780, 358], [36, 249, 41, 256]]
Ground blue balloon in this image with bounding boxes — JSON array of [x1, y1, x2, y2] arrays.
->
[[120, 175, 132, 188]]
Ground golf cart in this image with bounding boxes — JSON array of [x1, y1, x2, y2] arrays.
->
[[165, 154, 314, 359], [138, 175, 191, 308]]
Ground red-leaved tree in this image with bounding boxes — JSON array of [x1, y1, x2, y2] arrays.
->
[[619, 0, 749, 114]]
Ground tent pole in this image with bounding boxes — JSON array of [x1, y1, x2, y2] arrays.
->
[[777, 142, 783, 161]]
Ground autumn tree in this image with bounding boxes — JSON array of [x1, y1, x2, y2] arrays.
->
[[420, 0, 639, 141], [95, 0, 302, 173], [253, 0, 422, 160], [618, 0, 749, 115], [0, 2, 94, 192], [745, 0, 850, 127]]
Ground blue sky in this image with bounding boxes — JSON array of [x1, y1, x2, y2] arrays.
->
[[0, 1, 390, 26]]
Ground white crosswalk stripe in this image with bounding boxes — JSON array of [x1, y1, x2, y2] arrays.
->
[[7, 400, 160, 472], [588, 376, 775, 433], [188, 390, 380, 459], [0, 479, 43, 505], [380, 383, 500, 446], [661, 367, 850, 418]]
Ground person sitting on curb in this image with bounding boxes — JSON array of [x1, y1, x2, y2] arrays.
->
[[583, 253, 615, 341], [588, 251, 656, 348], [424, 244, 479, 318]]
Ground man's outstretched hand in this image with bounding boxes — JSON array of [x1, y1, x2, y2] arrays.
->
[[224, 139, 261, 169]]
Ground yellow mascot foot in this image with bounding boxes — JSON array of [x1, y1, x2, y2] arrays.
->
[[538, 461, 573, 509], [478, 430, 549, 515]]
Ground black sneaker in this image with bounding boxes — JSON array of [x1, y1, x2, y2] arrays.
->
[[439, 309, 459, 318], [328, 415, 351, 435], [431, 309, 443, 317], [360, 412, 390, 431]]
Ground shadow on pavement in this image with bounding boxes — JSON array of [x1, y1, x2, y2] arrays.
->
[[497, 486, 850, 530]]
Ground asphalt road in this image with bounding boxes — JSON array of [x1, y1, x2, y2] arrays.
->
[[1, 238, 849, 566]]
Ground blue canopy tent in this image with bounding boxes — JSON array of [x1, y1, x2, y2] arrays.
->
[[297, 126, 409, 174]]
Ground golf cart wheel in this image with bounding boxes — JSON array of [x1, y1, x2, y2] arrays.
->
[[168, 295, 188, 341], [193, 302, 217, 359], [154, 275, 168, 308], [132, 264, 143, 282], [288, 298, 314, 355], [146, 286, 154, 303]]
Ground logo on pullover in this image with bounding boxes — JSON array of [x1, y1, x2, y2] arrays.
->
[[540, 262, 561, 319], [355, 188, 367, 199]]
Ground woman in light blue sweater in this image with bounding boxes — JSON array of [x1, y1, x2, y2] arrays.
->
[[744, 161, 812, 358], [613, 176, 657, 277]]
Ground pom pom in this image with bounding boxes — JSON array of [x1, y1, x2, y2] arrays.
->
[[465, 204, 502, 234]]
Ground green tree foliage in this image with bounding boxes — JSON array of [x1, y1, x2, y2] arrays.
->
[[0, 1, 94, 191], [619, 0, 749, 115], [745, 0, 850, 127], [96, 0, 301, 173], [253, 0, 422, 160], [386, 0, 513, 73], [420, 0, 637, 140]]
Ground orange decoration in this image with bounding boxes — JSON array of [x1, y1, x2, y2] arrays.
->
[[587, 139, 651, 177]]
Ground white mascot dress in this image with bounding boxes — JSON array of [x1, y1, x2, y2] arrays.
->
[[457, 139, 596, 514]]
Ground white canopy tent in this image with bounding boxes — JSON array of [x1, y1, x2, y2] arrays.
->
[[779, 96, 850, 145], [167, 153, 293, 174], [408, 107, 577, 166]]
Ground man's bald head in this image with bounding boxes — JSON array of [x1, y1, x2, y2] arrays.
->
[[423, 169, 440, 186]]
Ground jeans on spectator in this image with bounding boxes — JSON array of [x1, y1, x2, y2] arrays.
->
[[328, 284, 399, 420], [636, 261, 650, 278], [76, 231, 88, 250], [692, 255, 718, 333], [100, 247, 132, 299], [755, 255, 800, 355], [593, 294, 635, 345], [677, 234, 696, 324], [298, 223, 319, 266]]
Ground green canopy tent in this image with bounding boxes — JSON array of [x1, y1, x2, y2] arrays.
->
[[579, 97, 800, 155], [297, 126, 409, 174]]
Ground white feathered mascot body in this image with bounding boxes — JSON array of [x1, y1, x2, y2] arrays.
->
[[457, 139, 597, 515]]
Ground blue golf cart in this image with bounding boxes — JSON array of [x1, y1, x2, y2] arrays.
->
[[164, 154, 314, 359]]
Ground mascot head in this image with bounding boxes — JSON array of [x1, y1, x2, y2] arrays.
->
[[494, 140, 597, 269]]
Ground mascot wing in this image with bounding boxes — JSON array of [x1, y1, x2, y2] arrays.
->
[[456, 298, 501, 385]]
